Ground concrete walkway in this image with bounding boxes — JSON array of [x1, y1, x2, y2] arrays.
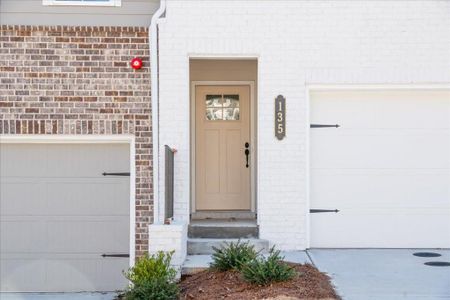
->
[[0, 292, 117, 300], [308, 249, 450, 300]]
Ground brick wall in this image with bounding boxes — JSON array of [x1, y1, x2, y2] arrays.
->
[[0, 25, 152, 257]]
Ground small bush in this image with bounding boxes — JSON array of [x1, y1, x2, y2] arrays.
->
[[124, 251, 176, 285], [122, 278, 179, 300], [210, 240, 258, 271], [241, 247, 296, 285], [122, 251, 179, 300]]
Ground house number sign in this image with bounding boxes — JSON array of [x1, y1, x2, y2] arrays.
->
[[275, 95, 286, 140]]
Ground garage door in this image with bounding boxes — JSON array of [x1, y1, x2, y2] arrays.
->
[[0, 143, 130, 292], [310, 90, 450, 248]]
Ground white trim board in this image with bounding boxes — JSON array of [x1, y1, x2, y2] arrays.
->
[[190, 81, 257, 215], [0, 134, 136, 266]]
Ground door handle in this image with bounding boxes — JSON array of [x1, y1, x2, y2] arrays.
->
[[244, 142, 250, 168]]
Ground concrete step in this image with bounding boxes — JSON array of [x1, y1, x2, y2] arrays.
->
[[182, 255, 213, 275], [188, 219, 258, 238], [187, 238, 270, 255], [182, 251, 311, 275], [191, 211, 256, 220]]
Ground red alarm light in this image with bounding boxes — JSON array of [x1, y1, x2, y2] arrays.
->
[[130, 57, 143, 70]]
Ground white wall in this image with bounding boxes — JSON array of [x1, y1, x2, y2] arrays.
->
[[156, 0, 450, 250]]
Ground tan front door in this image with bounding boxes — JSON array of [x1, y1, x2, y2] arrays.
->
[[195, 85, 251, 210]]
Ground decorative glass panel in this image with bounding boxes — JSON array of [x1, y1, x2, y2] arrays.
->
[[223, 95, 239, 108], [223, 108, 240, 120], [205, 94, 240, 121], [206, 108, 223, 120], [206, 95, 222, 107]]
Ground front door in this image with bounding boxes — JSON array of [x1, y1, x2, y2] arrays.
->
[[195, 85, 251, 210]]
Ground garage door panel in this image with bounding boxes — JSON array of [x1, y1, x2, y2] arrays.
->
[[47, 219, 129, 253], [0, 259, 47, 291], [0, 221, 48, 253], [45, 144, 129, 178], [0, 145, 48, 178], [1, 179, 129, 216], [311, 90, 450, 129], [45, 258, 128, 292], [311, 213, 450, 248], [310, 90, 450, 248], [0, 181, 45, 215], [312, 171, 450, 208], [312, 131, 449, 169], [1, 256, 128, 292], [46, 180, 129, 215]]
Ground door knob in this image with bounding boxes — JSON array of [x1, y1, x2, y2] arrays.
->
[[244, 142, 250, 168]]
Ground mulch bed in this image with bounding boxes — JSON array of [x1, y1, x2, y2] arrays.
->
[[179, 263, 340, 300]]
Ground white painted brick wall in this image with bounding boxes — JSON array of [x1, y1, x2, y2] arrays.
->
[[148, 222, 187, 275], [156, 1, 450, 250]]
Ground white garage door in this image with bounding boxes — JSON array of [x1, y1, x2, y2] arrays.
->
[[0, 143, 130, 292], [310, 90, 450, 248]]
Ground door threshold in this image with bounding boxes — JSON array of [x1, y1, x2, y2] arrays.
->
[[191, 211, 256, 220]]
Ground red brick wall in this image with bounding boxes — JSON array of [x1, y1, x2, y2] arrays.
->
[[0, 25, 152, 257]]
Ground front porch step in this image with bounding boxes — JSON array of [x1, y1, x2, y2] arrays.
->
[[187, 238, 270, 255], [182, 255, 213, 275], [188, 219, 258, 238], [191, 211, 256, 220], [182, 251, 312, 275]]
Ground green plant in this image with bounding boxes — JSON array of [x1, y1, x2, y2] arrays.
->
[[122, 251, 179, 300], [124, 251, 177, 285], [210, 240, 258, 271], [122, 278, 179, 300], [241, 247, 296, 285]]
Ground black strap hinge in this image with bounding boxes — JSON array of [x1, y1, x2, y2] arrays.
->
[[102, 172, 130, 176], [101, 253, 130, 258], [310, 124, 340, 128], [310, 209, 339, 213]]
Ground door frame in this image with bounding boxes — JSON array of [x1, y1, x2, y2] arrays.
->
[[0, 134, 136, 267], [190, 81, 256, 214], [305, 83, 450, 249]]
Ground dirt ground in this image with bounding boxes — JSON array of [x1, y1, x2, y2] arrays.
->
[[179, 263, 340, 300]]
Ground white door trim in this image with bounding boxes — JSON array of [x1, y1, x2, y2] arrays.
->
[[190, 81, 256, 214], [305, 84, 450, 249], [0, 134, 136, 266]]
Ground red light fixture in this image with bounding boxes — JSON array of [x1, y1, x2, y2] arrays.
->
[[130, 57, 143, 70]]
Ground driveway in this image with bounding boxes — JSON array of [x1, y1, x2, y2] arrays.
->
[[308, 249, 450, 300]]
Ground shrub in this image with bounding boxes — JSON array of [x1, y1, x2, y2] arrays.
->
[[210, 240, 258, 271], [122, 278, 179, 300], [122, 251, 179, 300], [241, 247, 296, 285]]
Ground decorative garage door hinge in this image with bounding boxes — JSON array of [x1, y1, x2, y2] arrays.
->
[[310, 124, 340, 128], [310, 209, 340, 213], [102, 172, 130, 176], [101, 253, 130, 258]]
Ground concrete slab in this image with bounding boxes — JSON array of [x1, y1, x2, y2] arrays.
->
[[0, 292, 117, 300], [182, 255, 213, 275], [182, 251, 312, 275], [279, 251, 312, 264], [308, 249, 450, 300]]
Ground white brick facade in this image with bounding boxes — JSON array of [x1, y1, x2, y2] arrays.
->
[[148, 222, 187, 275], [156, 1, 450, 250]]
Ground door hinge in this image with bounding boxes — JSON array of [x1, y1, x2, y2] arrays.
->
[[101, 253, 130, 258], [310, 124, 340, 128], [102, 172, 130, 176], [310, 209, 339, 213]]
